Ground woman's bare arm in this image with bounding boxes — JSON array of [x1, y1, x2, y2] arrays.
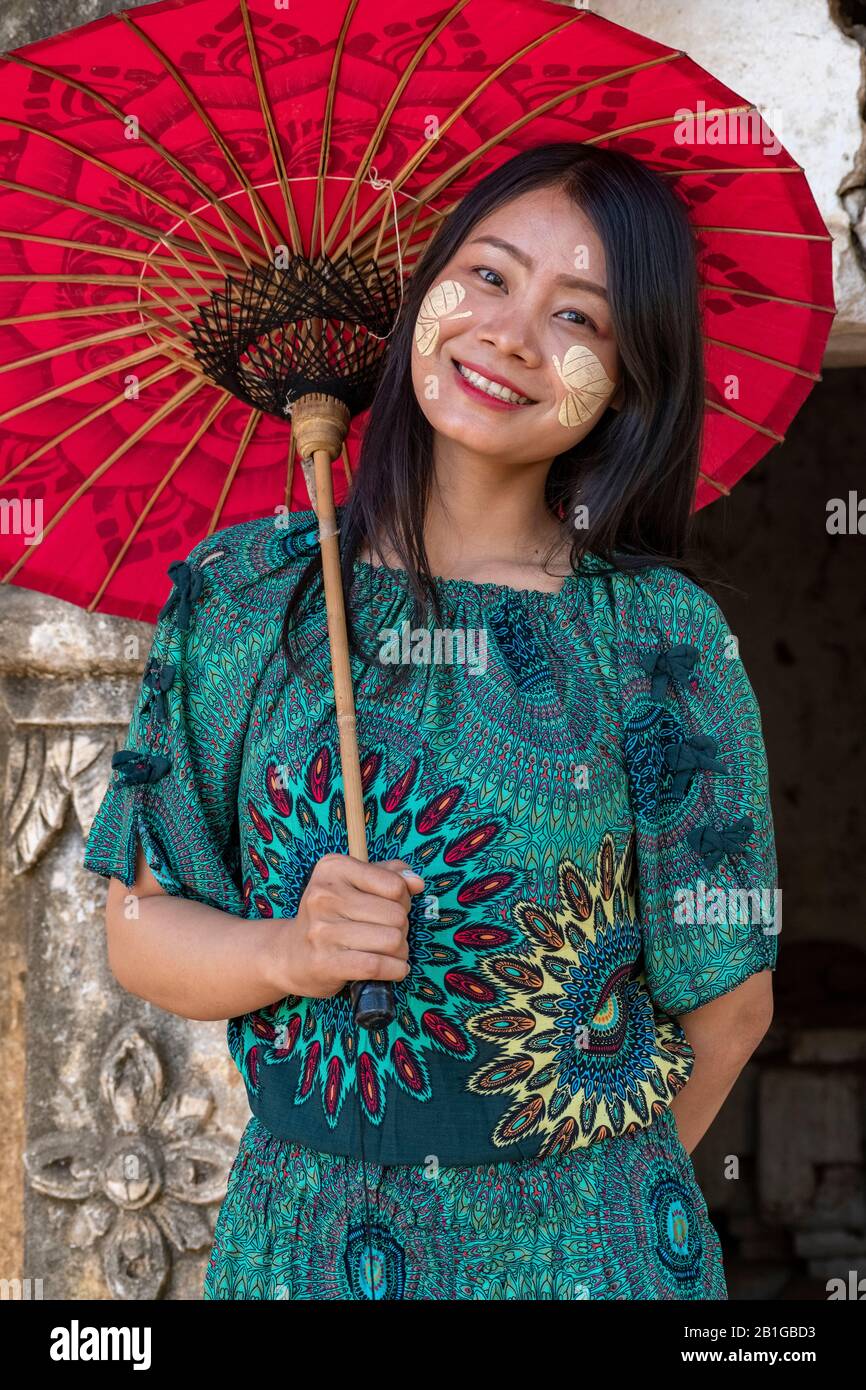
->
[[105, 842, 292, 1021], [668, 971, 774, 1154], [105, 842, 421, 1022]]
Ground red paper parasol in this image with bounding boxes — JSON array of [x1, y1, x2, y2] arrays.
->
[[0, 0, 835, 624]]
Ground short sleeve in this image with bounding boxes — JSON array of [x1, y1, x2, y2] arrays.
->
[[615, 567, 780, 1016], [83, 531, 267, 916]]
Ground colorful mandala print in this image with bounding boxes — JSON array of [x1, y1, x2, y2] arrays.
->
[[83, 507, 777, 1183], [466, 831, 694, 1156], [202, 1111, 727, 1301], [228, 734, 520, 1127]]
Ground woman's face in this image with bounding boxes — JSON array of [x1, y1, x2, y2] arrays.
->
[[410, 184, 623, 466]]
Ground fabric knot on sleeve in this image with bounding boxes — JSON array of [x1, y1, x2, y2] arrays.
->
[[157, 559, 205, 631], [639, 644, 700, 701], [141, 658, 176, 723], [663, 734, 727, 799], [687, 816, 754, 870], [111, 749, 172, 786]]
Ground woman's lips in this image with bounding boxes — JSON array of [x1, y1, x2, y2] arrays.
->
[[451, 359, 535, 411]]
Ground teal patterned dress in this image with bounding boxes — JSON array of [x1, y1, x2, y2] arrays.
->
[[83, 506, 779, 1300]]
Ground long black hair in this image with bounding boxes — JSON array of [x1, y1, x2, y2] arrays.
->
[[280, 140, 706, 685]]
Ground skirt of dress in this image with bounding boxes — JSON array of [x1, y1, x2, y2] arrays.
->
[[202, 1106, 727, 1301]]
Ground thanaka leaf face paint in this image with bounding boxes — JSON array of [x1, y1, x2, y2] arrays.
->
[[414, 279, 473, 356], [551, 343, 616, 426]]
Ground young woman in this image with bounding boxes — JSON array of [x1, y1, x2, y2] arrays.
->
[[84, 142, 779, 1301]]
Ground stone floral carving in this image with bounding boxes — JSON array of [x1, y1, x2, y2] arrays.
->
[[24, 1024, 235, 1299]]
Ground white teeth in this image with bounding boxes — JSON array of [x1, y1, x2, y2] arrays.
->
[[456, 362, 532, 405]]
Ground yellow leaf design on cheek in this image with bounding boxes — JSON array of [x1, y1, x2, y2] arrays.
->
[[414, 279, 473, 356], [552, 344, 616, 427]]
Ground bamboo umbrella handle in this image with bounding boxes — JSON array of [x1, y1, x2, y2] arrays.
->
[[311, 445, 368, 860], [291, 393, 395, 1031]]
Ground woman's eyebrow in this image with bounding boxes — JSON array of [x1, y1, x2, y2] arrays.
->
[[466, 235, 609, 301]]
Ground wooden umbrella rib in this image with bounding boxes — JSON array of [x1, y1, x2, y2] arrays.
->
[[702, 334, 821, 379], [322, 0, 479, 259], [332, 47, 682, 258], [3, 53, 267, 271], [705, 398, 785, 442], [351, 202, 449, 267], [140, 264, 209, 322], [312, 0, 362, 259], [382, 199, 430, 285], [694, 224, 833, 242], [0, 340, 190, 427], [340, 441, 353, 486], [697, 470, 731, 497], [118, 10, 284, 256], [284, 429, 296, 514], [156, 231, 220, 299], [0, 177, 256, 278], [0, 228, 219, 274], [89, 392, 235, 610], [0, 274, 215, 288], [0, 312, 190, 376], [3, 375, 206, 584], [0, 360, 181, 486], [0, 299, 185, 328], [584, 103, 753, 145], [0, 119, 244, 277], [329, 8, 599, 256], [656, 165, 802, 176], [239, 0, 301, 255], [207, 405, 263, 537], [698, 279, 836, 313], [142, 280, 207, 335]]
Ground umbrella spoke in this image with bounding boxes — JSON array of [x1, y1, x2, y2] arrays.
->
[[239, 0, 302, 255], [3, 374, 210, 583], [698, 280, 835, 313], [118, 10, 285, 257], [332, 48, 683, 260], [87, 392, 236, 611], [0, 119, 259, 277], [705, 399, 785, 442], [0, 361, 181, 485], [0, 341, 193, 427], [0, 177, 256, 278], [4, 54, 270, 270], [0, 313, 191, 376], [0, 229, 220, 276], [703, 336, 821, 380], [323, 0, 476, 259]]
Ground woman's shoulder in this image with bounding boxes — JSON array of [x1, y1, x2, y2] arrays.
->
[[151, 508, 322, 672], [578, 551, 732, 651], [179, 508, 320, 610]]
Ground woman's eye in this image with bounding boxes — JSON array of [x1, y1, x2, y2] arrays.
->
[[472, 267, 597, 331], [473, 265, 504, 288], [558, 309, 595, 331]]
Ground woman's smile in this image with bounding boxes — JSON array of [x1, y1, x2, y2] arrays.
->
[[450, 356, 537, 411]]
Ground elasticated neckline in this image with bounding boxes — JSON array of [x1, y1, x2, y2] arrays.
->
[[351, 551, 611, 611]]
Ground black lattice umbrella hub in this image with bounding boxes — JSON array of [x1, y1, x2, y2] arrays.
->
[[188, 250, 403, 421]]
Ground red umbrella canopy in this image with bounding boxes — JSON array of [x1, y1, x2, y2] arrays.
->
[[0, 0, 835, 621]]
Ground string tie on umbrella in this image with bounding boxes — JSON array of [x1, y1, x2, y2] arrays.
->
[[663, 734, 726, 798], [364, 164, 406, 331], [687, 816, 754, 869], [157, 560, 205, 631], [111, 749, 172, 786], [141, 658, 176, 723], [639, 645, 700, 700]]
